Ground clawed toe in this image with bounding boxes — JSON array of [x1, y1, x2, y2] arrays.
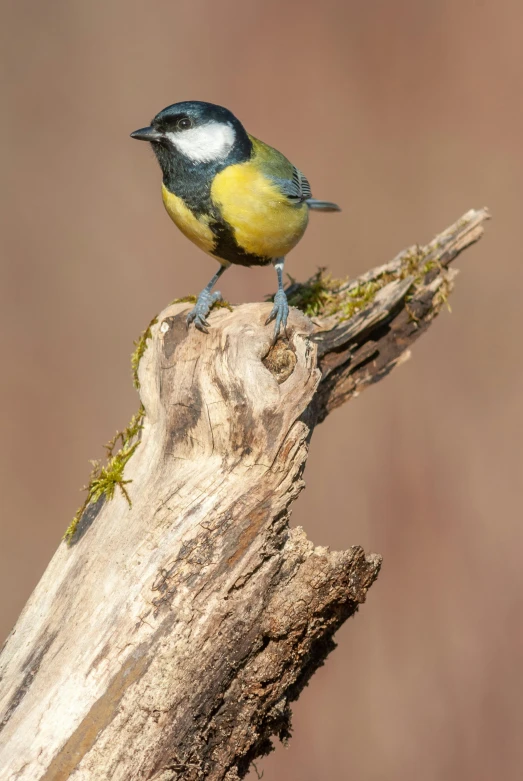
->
[[265, 290, 289, 341], [186, 307, 209, 333], [186, 290, 223, 333]]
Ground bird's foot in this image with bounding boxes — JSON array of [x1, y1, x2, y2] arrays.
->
[[265, 289, 289, 342], [186, 289, 223, 333]]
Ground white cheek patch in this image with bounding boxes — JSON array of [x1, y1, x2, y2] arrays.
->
[[165, 122, 236, 163]]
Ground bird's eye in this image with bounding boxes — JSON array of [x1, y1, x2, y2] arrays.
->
[[177, 117, 192, 131]]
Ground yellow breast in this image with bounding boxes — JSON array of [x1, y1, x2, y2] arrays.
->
[[210, 162, 309, 259], [161, 184, 217, 256]]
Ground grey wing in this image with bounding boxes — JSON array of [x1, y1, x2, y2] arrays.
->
[[292, 167, 313, 201], [271, 167, 313, 204]]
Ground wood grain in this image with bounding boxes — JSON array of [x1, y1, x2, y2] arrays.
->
[[0, 208, 489, 780]]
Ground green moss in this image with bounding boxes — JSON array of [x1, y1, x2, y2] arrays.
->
[[285, 268, 344, 317], [284, 268, 396, 322], [170, 295, 197, 305], [433, 276, 453, 313], [398, 246, 427, 278], [285, 245, 447, 324], [170, 294, 233, 312], [338, 279, 385, 320], [64, 407, 145, 544], [420, 260, 438, 275], [131, 317, 158, 390], [210, 298, 233, 311], [288, 255, 421, 322]]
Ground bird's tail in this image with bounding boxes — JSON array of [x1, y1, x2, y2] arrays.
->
[[306, 199, 341, 212]]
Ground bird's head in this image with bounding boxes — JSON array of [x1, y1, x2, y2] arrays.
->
[[131, 101, 251, 176]]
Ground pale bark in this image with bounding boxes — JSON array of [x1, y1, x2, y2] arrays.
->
[[0, 209, 489, 781]]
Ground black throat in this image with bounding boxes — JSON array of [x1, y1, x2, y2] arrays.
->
[[153, 128, 252, 217]]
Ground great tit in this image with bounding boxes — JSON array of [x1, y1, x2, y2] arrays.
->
[[131, 101, 340, 338]]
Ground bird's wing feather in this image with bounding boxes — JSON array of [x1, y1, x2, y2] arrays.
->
[[275, 167, 313, 203], [248, 135, 312, 204]]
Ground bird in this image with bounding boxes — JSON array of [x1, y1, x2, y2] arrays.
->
[[131, 101, 340, 339]]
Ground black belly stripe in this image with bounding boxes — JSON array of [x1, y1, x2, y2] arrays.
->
[[163, 170, 271, 266], [159, 146, 272, 267], [211, 221, 271, 267]]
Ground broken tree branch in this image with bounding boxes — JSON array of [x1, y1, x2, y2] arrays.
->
[[0, 208, 489, 781]]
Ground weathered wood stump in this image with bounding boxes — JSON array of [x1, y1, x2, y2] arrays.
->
[[0, 209, 488, 780]]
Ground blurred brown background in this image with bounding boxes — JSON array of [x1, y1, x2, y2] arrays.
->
[[1, 0, 522, 778]]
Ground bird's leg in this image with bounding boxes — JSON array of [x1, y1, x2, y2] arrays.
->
[[265, 257, 289, 341], [186, 265, 227, 333]]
